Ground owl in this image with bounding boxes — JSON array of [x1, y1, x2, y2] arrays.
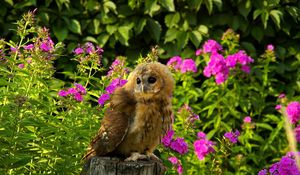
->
[[84, 62, 174, 162]]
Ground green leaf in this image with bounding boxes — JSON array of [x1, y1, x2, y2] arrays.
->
[[53, 24, 68, 41], [198, 25, 208, 35], [104, 1, 117, 13], [251, 26, 263, 42], [146, 19, 162, 42], [83, 36, 98, 44], [97, 33, 110, 47], [5, 0, 14, 6], [164, 28, 178, 43], [68, 19, 82, 35], [117, 26, 131, 46], [204, 0, 213, 14], [106, 25, 118, 35], [189, 30, 202, 47], [145, 0, 160, 17], [164, 13, 180, 28], [14, 0, 36, 9], [255, 123, 273, 131], [187, 0, 203, 11], [238, 1, 251, 19], [134, 18, 147, 35], [261, 11, 269, 29], [92, 19, 101, 34], [160, 0, 175, 12], [253, 9, 262, 20], [176, 31, 189, 49], [270, 10, 283, 28]]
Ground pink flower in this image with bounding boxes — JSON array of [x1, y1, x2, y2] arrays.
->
[[286, 101, 300, 124], [73, 92, 83, 102], [279, 93, 286, 99], [197, 132, 206, 139], [225, 54, 238, 68], [177, 164, 183, 175], [241, 65, 251, 74], [74, 47, 84, 55], [168, 156, 183, 175], [85, 42, 95, 54], [267, 44, 274, 51], [258, 169, 267, 175], [162, 130, 174, 147], [224, 130, 240, 144], [75, 83, 86, 94], [40, 37, 54, 52], [202, 39, 222, 53], [67, 88, 77, 95], [235, 50, 254, 66], [194, 137, 215, 160], [169, 138, 188, 154], [10, 47, 18, 52], [195, 49, 202, 56], [96, 46, 104, 55], [58, 90, 68, 97], [98, 93, 110, 106], [180, 59, 197, 73], [275, 104, 282, 110], [18, 64, 24, 69], [105, 78, 127, 94], [243, 116, 252, 123], [167, 56, 182, 70], [24, 44, 34, 50], [168, 156, 178, 164]]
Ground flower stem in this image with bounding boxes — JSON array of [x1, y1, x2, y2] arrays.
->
[[281, 106, 300, 170]]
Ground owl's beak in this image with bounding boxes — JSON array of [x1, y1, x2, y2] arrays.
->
[[141, 84, 145, 93]]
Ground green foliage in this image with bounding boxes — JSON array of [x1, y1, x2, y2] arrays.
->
[[1, 0, 300, 64]]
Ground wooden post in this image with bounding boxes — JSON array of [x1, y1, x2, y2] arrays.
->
[[81, 156, 166, 175]]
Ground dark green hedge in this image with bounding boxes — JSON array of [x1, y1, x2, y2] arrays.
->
[[1, 0, 300, 62]]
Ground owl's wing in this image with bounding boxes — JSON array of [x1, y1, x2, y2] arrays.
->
[[83, 88, 136, 160]]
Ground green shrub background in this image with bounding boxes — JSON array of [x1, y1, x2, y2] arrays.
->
[[1, 0, 300, 62]]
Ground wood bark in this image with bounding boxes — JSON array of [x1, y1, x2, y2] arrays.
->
[[81, 156, 166, 175]]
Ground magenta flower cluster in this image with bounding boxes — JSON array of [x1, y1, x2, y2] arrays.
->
[[258, 152, 300, 175], [168, 156, 183, 175], [286, 101, 300, 124], [200, 39, 254, 84], [167, 56, 197, 73], [40, 37, 54, 52], [161, 129, 189, 154], [58, 83, 86, 102], [98, 78, 127, 106], [193, 131, 215, 160], [243, 116, 252, 123], [224, 130, 240, 144], [73, 42, 104, 56]]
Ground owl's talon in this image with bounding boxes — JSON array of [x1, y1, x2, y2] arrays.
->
[[124, 152, 148, 161], [148, 153, 162, 163]]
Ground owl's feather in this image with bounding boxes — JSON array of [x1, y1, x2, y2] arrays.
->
[[83, 88, 136, 159]]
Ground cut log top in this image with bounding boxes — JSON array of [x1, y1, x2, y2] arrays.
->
[[81, 157, 166, 175]]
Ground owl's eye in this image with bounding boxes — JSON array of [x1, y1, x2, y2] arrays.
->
[[148, 76, 156, 84], [136, 78, 141, 84]]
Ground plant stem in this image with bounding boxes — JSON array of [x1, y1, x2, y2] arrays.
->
[[281, 107, 300, 170]]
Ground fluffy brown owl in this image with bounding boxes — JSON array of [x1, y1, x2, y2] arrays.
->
[[84, 62, 174, 161]]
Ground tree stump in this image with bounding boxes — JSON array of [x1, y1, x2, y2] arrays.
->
[[81, 156, 166, 175]]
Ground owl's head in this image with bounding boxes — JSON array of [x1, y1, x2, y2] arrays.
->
[[124, 62, 174, 99]]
